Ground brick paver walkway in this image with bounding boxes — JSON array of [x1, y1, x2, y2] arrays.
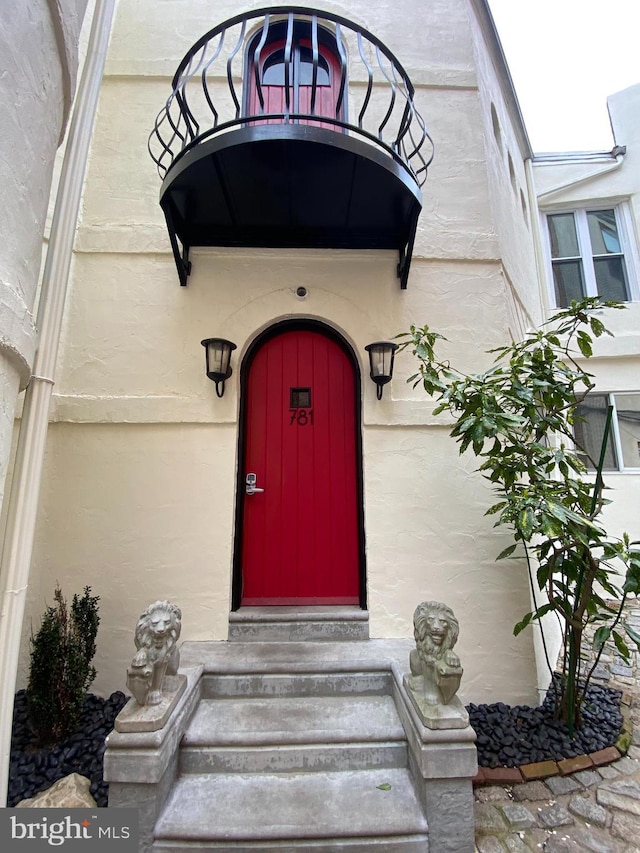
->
[[474, 604, 640, 852]]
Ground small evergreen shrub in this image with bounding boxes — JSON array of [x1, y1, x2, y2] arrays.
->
[[27, 585, 100, 745]]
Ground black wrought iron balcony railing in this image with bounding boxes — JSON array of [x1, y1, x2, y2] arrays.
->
[[149, 6, 434, 287]]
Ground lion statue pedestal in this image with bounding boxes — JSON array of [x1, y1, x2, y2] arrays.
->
[[116, 600, 187, 733], [403, 600, 469, 730]]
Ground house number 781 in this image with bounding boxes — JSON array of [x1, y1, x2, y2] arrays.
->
[[289, 409, 314, 426]]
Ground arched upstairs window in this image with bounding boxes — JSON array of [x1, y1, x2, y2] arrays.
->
[[245, 19, 345, 128], [262, 47, 331, 86]]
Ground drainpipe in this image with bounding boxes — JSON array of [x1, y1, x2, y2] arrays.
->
[[524, 156, 562, 701], [0, 0, 116, 806], [525, 158, 551, 322]]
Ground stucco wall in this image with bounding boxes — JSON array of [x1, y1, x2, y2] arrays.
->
[[20, 0, 541, 704], [466, 0, 542, 338], [0, 0, 88, 507], [24, 249, 539, 704]]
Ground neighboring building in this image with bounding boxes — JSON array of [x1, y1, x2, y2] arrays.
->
[[1, 0, 637, 713], [533, 82, 640, 546]]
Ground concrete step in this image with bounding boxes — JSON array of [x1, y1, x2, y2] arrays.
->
[[153, 768, 429, 852], [180, 695, 407, 774], [201, 670, 392, 699], [179, 638, 414, 680], [228, 606, 369, 642]]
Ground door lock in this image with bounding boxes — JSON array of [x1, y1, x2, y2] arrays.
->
[[245, 473, 264, 495]]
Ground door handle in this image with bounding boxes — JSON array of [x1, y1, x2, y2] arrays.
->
[[245, 473, 264, 495]]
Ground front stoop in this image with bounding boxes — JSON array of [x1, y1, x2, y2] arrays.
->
[[105, 640, 477, 853], [155, 770, 427, 852], [228, 606, 370, 642]]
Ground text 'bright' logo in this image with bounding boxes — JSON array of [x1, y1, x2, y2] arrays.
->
[[9, 815, 132, 846], [11, 816, 92, 846]]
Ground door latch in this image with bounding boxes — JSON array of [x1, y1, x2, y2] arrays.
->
[[245, 473, 264, 495]]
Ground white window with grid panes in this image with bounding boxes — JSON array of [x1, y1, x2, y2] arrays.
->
[[544, 206, 637, 308], [574, 392, 640, 472]]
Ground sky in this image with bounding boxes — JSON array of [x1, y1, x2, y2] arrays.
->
[[487, 0, 640, 153]]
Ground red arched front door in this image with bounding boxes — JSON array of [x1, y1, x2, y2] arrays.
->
[[238, 327, 361, 605]]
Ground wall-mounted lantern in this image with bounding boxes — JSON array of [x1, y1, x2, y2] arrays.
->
[[201, 338, 237, 397], [365, 341, 399, 400]]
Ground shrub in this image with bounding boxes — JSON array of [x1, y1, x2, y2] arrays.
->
[[27, 585, 100, 745], [400, 298, 640, 733]]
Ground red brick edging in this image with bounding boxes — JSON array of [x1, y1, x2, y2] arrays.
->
[[472, 691, 633, 787]]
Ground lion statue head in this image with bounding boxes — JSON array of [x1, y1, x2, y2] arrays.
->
[[407, 600, 465, 715], [413, 600, 459, 666], [134, 600, 182, 662], [128, 600, 182, 706]]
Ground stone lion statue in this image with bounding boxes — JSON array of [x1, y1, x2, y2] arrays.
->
[[409, 601, 462, 706], [126, 600, 182, 706]]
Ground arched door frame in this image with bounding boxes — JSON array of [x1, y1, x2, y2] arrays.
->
[[231, 319, 366, 610]]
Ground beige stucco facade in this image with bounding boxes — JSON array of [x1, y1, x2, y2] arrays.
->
[[7, 0, 542, 705], [7, 2, 637, 713]]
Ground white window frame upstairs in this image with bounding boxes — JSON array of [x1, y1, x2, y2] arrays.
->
[[542, 203, 639, 308], [574, 391, 640, 473]]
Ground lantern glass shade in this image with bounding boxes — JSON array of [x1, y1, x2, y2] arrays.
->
[[365, 341, 399, 399], [201, 338, 237, 397]]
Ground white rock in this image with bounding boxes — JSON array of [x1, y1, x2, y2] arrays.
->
[[16, 773, 96, 808]]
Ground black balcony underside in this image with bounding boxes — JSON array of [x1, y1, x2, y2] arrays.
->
[[160, 124, 422, 288]]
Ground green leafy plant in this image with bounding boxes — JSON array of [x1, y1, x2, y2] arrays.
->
[[399, 297, 640, 733], [27, 585, 100, 745]]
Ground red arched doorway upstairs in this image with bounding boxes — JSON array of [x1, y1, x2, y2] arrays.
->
[[233, 322, 365, 607], [245, 19, 345, 130]]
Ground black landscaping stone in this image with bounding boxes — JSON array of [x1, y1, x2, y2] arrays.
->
[[467, 676, 623, 769], [8, 689, 128, 807]]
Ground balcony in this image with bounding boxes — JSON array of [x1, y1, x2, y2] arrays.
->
[[148, 6, 433, 288]]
